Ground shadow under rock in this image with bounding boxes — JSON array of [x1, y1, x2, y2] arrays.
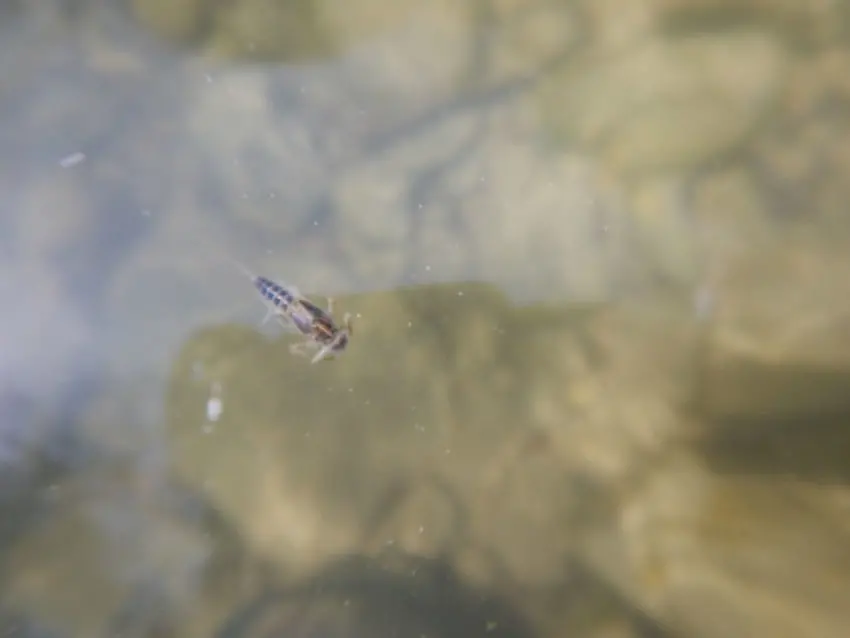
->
[[0, 607, 65, 638], [0, 394, 90, 558], [215, 552, 537, 638], [696, 411, 850, 485]]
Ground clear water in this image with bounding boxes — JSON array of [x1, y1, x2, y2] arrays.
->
[[2, 1, 849, 637]]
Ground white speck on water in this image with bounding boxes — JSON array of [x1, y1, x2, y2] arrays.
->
[[140, 209, 151, 217], [418, 526, 424, 534], [457, 291, 464, 296], [313, 220, 319, 226], [202, 423, 214, 434], [207, 390, 224, 422], [59, 152, 85, 168], [203, 73, 213, 83], [424, 265, 431, 271], [206, 397, 223, 422], [408, 321, 412, 328], [418, 203, 423, 209]]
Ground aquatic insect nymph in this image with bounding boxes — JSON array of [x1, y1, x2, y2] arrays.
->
[[228, 259, 353, 364]]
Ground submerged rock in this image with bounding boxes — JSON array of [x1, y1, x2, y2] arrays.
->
[[577, 453, 850, 638], [697, 235, 850, 422], [162, 282, 702, 633], [538, 30, 785, 174]]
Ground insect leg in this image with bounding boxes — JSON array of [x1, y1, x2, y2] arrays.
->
[[289, 340, 318, 359], [252, 305, 298, 333], [273, 315, 302, 333], [310, 326, 350, 364], [325, 297, 334, 313], [260, 307, 276, 325], [311, 345, 335, 364]]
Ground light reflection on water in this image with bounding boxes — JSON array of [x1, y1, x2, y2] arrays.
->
[[2, 1, 850, 637]]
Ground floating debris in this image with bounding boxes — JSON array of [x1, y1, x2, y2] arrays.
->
[[206, 397, 223, 423], [58, 152, 86, 168]]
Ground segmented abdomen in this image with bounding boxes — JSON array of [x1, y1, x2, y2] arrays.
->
[[255, 276, 294, 311]]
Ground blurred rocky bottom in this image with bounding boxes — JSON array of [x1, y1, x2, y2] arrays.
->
[[215, 553, 537, 638], [4, 268, 850, 637]]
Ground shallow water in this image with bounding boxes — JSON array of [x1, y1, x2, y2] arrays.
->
[[2, 1, 850, 636]]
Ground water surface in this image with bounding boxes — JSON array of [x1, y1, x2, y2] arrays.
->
[[2, 1, 850, 637]]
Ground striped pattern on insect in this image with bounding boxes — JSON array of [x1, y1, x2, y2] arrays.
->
[[224, 255, 353, 364]]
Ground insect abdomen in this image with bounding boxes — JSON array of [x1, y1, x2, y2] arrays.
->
[[255, 276, 294, 310]]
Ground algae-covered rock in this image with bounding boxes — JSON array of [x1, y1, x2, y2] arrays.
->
[[751, 47, 850, 227], [132, 0, 335, 61], [628, 175, 701, 287], [697, 235, 850, 422], [162, 282, 706, 596], [131, 0, 209, 42], [0, 466, 216, 637], [205, 0, 333, 61], [577, 453, 850, 638], [538, 30, 785, 174], [655, 0, 845, 49], [163, 283, 590, 581]]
